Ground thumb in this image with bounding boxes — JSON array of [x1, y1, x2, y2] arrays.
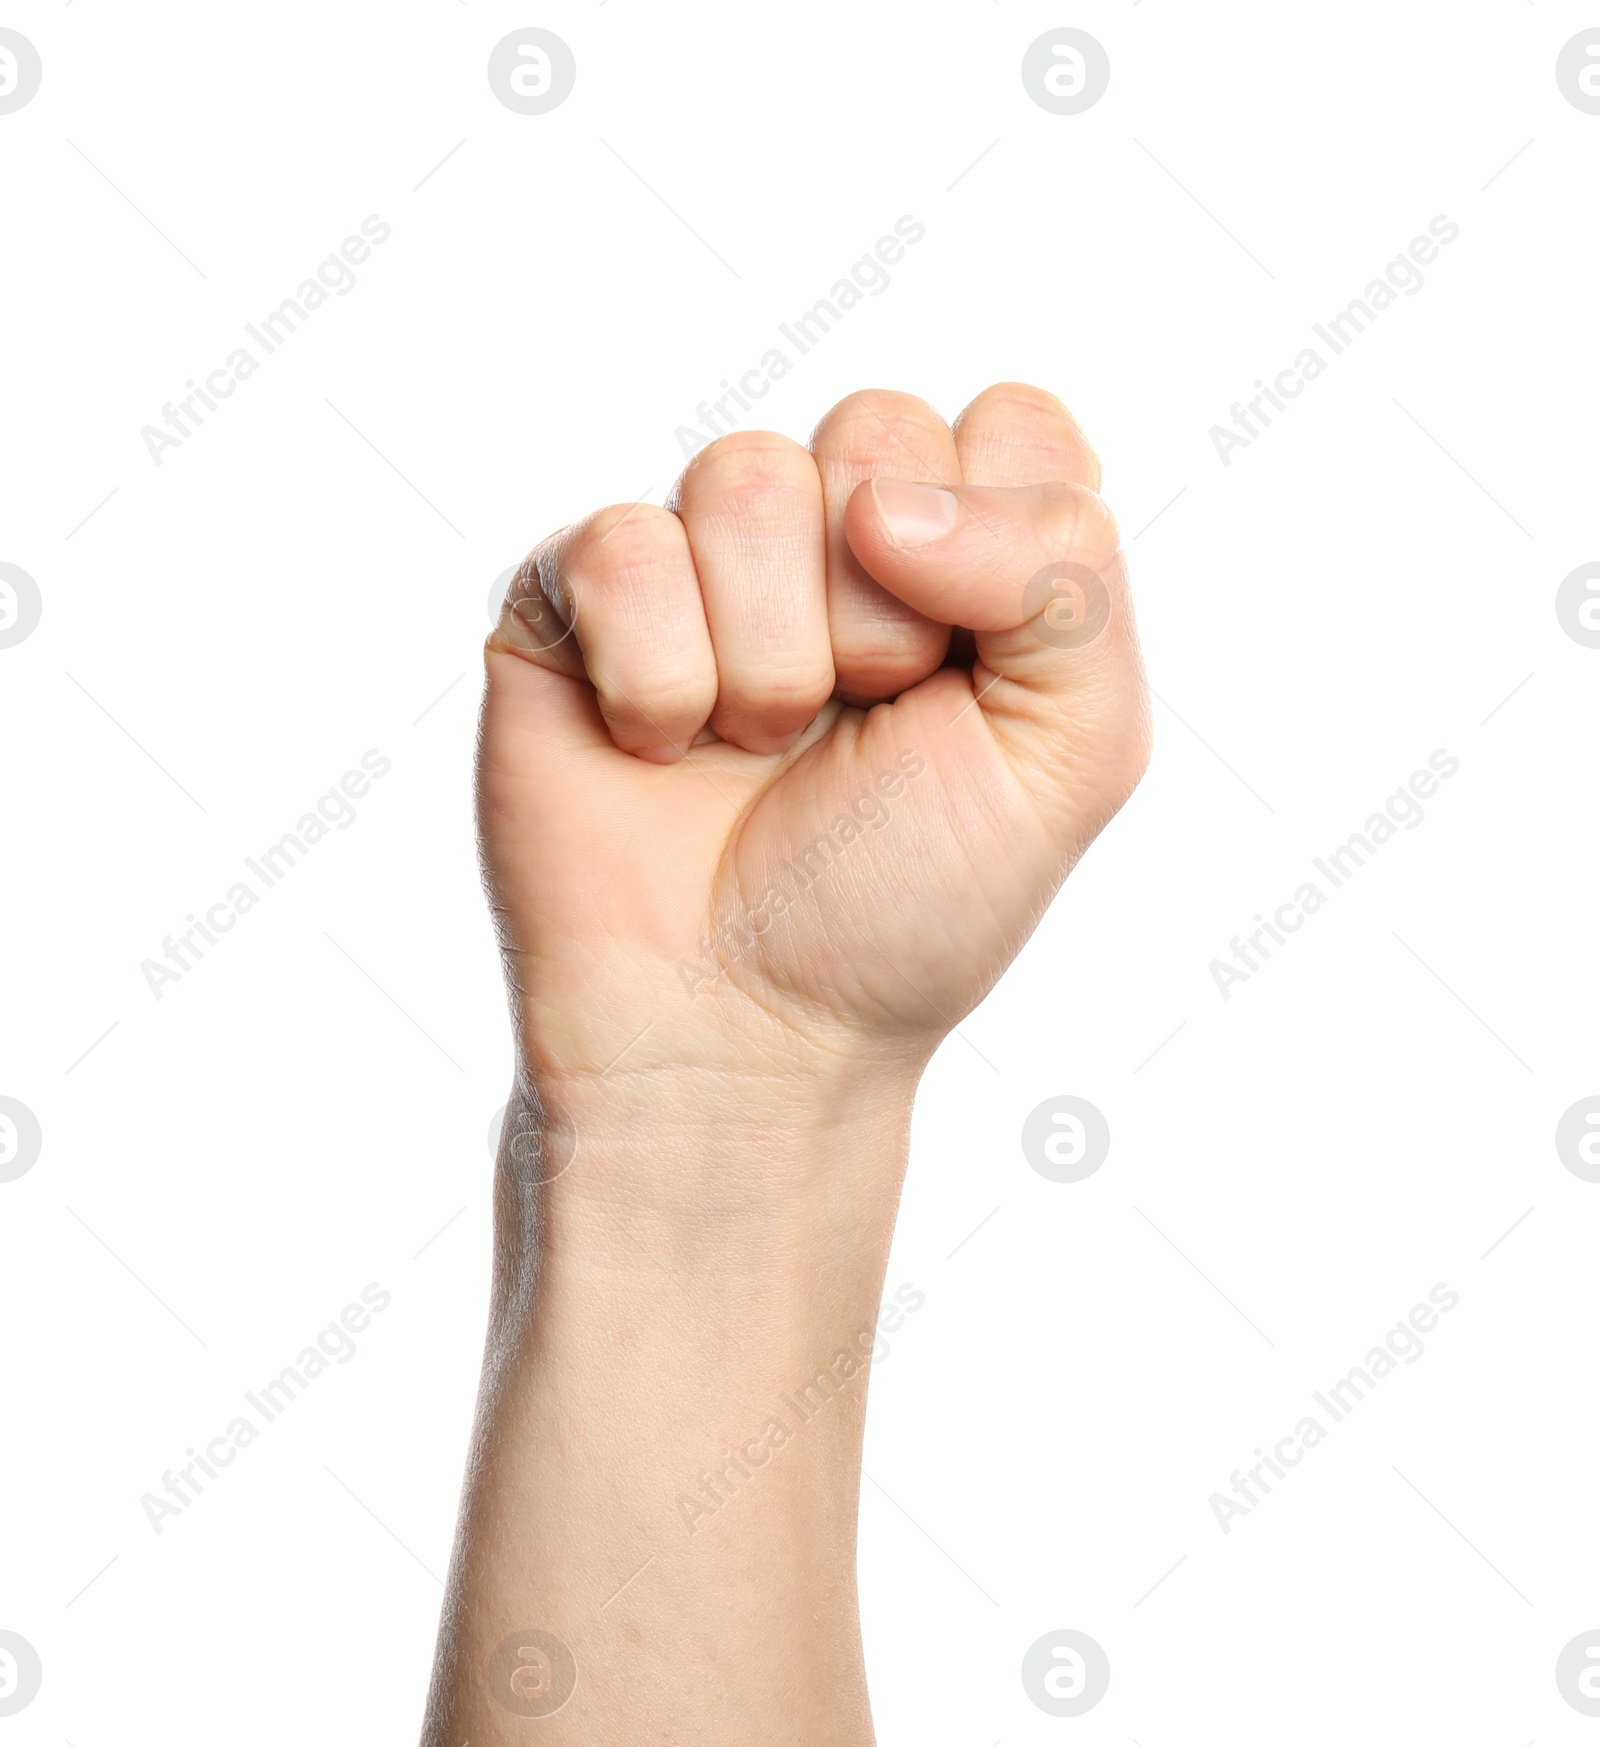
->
[[843, 476, 1149, 805]]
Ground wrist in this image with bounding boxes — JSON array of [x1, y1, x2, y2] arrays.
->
[[490, 1056, 921, 1322], [519, 1046, 920, 1199]]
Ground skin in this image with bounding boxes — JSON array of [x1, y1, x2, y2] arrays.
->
[[421, 383, 1149, 1745]]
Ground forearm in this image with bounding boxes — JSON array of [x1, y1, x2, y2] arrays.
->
[[421, 1066, 920, 1746]]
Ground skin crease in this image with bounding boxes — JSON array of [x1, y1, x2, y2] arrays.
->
[[421, 384, 1149, 1746]]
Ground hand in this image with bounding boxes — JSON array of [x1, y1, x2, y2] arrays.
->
[[431, 384, 1150, 1747], [480, 383, 1150, 1098]]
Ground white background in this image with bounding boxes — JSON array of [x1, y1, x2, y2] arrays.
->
[[2, 3, 1598, 1742]]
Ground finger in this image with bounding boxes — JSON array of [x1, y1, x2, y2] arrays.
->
[[808, 389, 956, 704], [951, 380, 1102, 491], [669, 431, 832, 754], [492, 527, 585, 679], [845, 478, 1120, 644], [843, 477, 1146, 806], [499, 503, 717, 762]]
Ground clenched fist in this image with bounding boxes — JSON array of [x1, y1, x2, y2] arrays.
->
[[428, 383, 1149, 1746], [480, 382, 1150, 1100]]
